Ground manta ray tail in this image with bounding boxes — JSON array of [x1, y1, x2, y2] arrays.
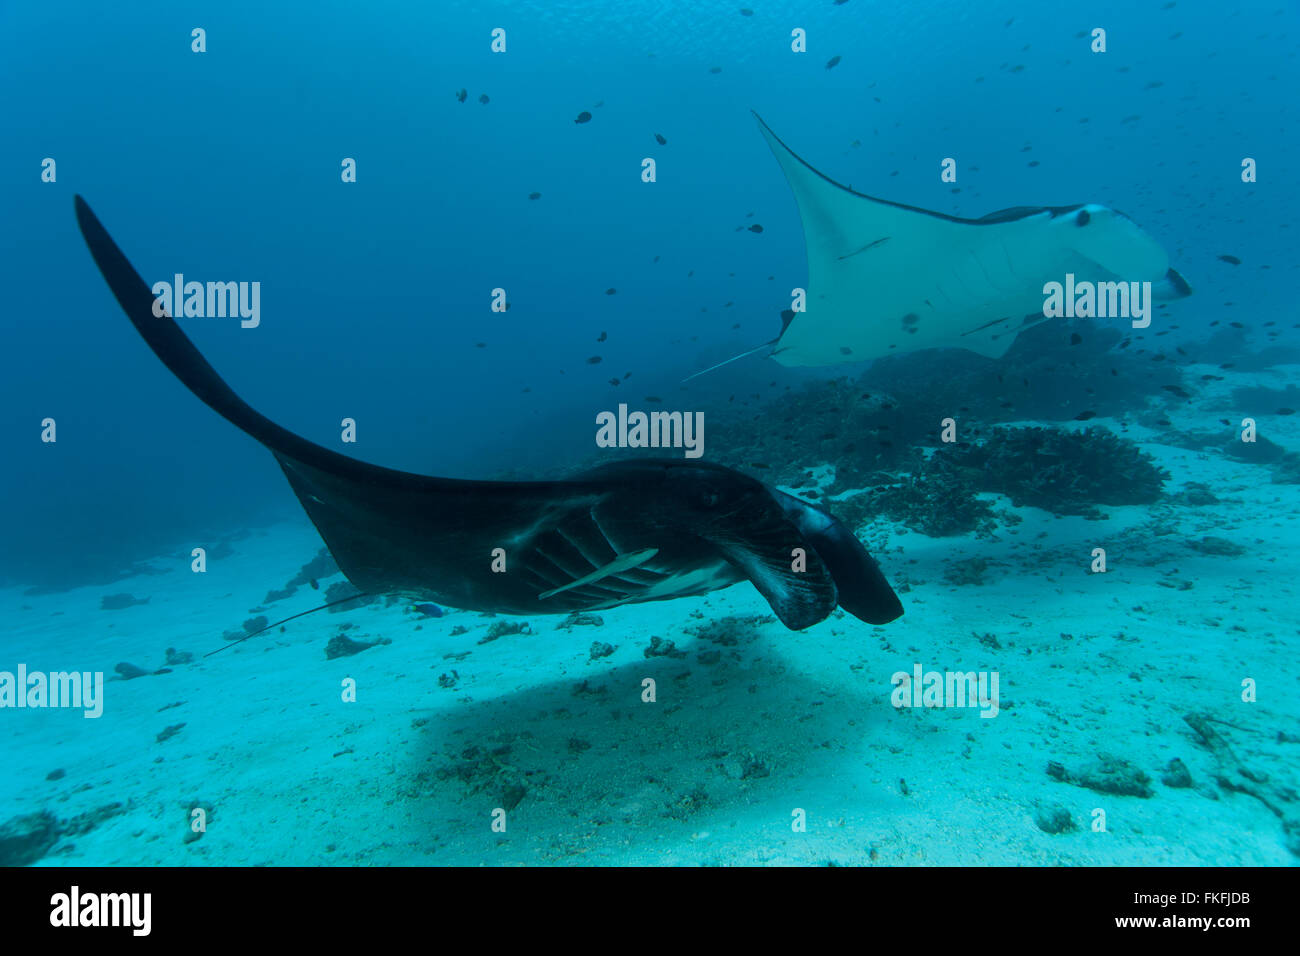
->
[[204, 592, 373, 657], [682, 310, 798, 383], [682, 339, 777, 383]]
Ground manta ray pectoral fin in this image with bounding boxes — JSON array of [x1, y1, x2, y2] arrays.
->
[[538, 548, 659, 599], [74, 194, 636, 607], [73, 195, 448, 491]]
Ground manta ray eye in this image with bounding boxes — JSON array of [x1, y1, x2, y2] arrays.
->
[[1076, 209, 1091, 227], [699, 488, 720, 509]]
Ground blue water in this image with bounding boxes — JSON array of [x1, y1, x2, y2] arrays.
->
[[1, 0, 1297, 866]]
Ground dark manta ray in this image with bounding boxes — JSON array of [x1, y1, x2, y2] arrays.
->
[[73, 197, 903, 631]]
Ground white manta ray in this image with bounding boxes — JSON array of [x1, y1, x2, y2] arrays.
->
[[715, 113, 1191, 372]]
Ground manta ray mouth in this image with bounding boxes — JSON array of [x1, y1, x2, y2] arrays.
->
[[766, 488, 904, 626]]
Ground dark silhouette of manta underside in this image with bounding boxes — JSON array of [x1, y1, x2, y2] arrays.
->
[[74, 195, 903, 631]]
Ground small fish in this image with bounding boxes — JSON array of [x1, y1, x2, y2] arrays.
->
[[1217, 254, 1242, 265], [1279, 408, 1297, 416], [1070, 332, 1082, 345], [645, 395, 663, 403], [597, 331, 607, 342], [587, 356, 602, 364], [412, 603, 443, 618], [475, 342, 486, 348], [528, 192, 541, 200], [709, 66, 722, 74], [740, 7, 753, 15], [609, 378, 621, 387], [479, 94, 490, 104], [575, 111, 592, 124], [654, 133, 667, 145], [455, 89, 467, 103], [1074, 411, 1097, 421], [605, 288, 617, 295], [749, 462, 770, 470], [1161, 385, 1191, 398], [826, 55, 842, 70], [748, 224, 764, 233]]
